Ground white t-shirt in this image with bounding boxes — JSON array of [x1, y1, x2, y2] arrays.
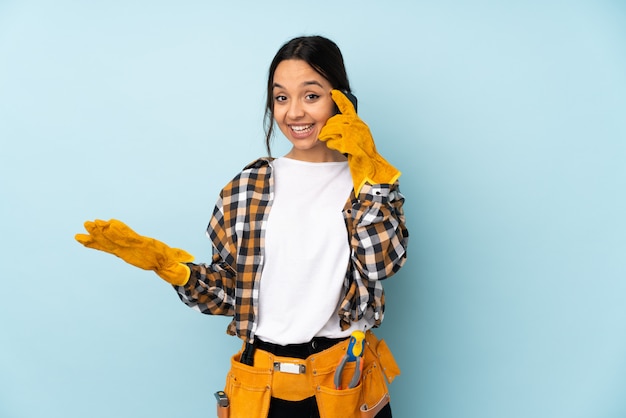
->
[[255, 157, 372, 345]]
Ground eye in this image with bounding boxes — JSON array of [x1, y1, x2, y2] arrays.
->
[[305, 94, 320, 101], [274, 95, 287, 103]]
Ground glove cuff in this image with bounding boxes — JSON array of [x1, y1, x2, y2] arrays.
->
[[351, 155, 401, 196], [157, 263, 191, 286]]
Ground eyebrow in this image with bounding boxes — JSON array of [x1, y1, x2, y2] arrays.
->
[[273, 80, 325, 89]]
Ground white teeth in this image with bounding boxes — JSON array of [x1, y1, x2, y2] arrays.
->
[[291, 124, 312, 132]]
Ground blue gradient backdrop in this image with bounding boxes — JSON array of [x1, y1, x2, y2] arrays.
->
[[1, 1, 625, 417]]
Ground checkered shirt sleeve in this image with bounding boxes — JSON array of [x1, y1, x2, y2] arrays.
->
[[174, 159, 272, 342], [338, 182, 409, 329]]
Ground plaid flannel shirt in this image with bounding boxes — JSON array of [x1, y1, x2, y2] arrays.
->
[[175, 158, 408, 343]]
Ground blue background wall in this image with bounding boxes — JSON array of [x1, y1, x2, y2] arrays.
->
[[1, 1, 625, 417]]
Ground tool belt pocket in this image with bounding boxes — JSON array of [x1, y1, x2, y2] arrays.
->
[[316, 382, 363, 418], [224, 353, 272, 418], [374, 338, 401, 384], [314, 359, 388, 418], [313, 332, 396, 418]]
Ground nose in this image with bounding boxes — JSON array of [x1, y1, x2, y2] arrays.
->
[[287, 99, 305, 119]]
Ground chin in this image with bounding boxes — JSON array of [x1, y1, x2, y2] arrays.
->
[[296, 139, 323, 150]]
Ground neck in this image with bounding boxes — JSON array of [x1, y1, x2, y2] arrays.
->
[[284, 147, 347, 163]]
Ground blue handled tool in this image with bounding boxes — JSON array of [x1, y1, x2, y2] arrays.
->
[[334, 330, 366, 390]]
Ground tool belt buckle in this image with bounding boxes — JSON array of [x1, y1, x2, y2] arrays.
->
[[273, 361, 306, 375]]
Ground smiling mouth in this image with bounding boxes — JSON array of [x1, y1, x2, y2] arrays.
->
[[290, 124, 314, 135]]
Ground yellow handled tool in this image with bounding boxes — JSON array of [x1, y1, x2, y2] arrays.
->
[[334, 330, 366, 390]]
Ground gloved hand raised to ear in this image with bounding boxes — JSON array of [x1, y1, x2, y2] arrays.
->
[[75, 219, 193, 286], [319, 89, 401, 196]]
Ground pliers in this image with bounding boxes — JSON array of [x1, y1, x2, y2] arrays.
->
[[334, 330, 366, 390]]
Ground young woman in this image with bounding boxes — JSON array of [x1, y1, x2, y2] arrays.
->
[[76, 35, 408, 418]]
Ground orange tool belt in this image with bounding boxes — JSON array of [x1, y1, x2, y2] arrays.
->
[[217, 331, 400, 418]]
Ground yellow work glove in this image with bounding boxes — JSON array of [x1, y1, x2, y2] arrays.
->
[[75, 219, 193, 286], [319, 89, 401, 195]]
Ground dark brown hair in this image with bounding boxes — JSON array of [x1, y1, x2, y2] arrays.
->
[[264, 36, 352, 156]]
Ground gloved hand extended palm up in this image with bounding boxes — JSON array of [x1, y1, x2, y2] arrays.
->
[[319, 89, 401, 195], [75, 219, 193, 286]]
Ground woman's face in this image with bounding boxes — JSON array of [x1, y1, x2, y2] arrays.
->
[[272, 59, 339, 162]]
